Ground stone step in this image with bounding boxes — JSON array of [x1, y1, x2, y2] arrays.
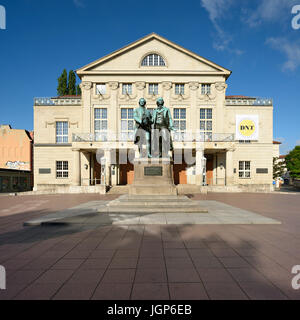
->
[[120, 195, 189, 200], [98, 206, 208, 213], [108, 201, 199, 207]]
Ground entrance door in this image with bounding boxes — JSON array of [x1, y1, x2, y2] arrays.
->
[[206, 155, 213, 185], [93, 154, 101, 184], [173, 163, 187, 185], [119, 163, 134, 185]]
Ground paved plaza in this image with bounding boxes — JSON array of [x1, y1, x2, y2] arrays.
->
[[0, 192, 299, 300]]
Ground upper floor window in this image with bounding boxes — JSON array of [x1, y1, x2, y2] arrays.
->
[[141, 54, 166, 66], [173, 108, 186, 141], [96, 84, 106, 95], [121, 108, 134, 141], [122, 83, 132, 95], [175, 84, 185, 95], [201, 84, 211, 95], [94, 108, 107, 141], [149, 83, 158, 95], [56, 121, 68, 143], [200, 108, 212, 141]]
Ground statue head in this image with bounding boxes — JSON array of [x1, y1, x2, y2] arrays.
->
[[139, 98, 146, 107], [156, 97, 164, 107]]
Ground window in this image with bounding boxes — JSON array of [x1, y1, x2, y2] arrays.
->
[[94, 108, 108, 141], [149, 83, 158, 95], [121, 108, 134, 140], [201, 84, 211, 95], [200, 108, 212, 141], [56, 161, 68, 178], [175, 84, 184, 95], [141, 54, 165, 66], [239, 161, 251, 178], [173, 108, 186, 141], [122, 83, 132, 95], [96, 84, 106, 95], [56, 121, 68, 143]]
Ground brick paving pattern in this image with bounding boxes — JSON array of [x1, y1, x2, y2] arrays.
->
[[0, 192, 299, 300]]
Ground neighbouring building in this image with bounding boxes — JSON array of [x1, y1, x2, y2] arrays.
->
[[0, 125, 33, 192], [33, 33, 276, 193]]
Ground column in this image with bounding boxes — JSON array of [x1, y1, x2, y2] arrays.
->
[[108, 81, 119, 135], [189, 82, 199, 134], [72, 149, 81, 186], [80, 81, 92, 132], [104, 149, 112, 186], [226, 149, 234, 185], [195, 148, 204, 185]]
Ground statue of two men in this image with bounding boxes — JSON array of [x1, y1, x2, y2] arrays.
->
[[134, 97, 174, 158]]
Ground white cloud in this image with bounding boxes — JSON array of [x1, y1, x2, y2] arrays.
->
[[244, 0, 298, 27], [200, 0, 233, 23], [266, 37, 300, 71], [73, 0, 85, 8], [296, 140, 300, 145], [200, 0, 242, 54]]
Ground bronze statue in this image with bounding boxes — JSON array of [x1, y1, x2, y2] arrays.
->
[[133, 98, 152, 158], [152, 97, 174, 158]]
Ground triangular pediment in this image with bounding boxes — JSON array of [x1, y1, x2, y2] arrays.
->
[[76, 33, 231, 77]]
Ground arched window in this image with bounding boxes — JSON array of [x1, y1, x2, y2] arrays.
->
[[141, 54, 166, 66]]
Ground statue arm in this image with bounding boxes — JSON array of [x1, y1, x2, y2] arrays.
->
[[167, 109, 175, 131], [133, 109, 142, 125]]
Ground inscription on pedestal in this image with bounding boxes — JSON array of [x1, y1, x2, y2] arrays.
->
[[144, 166, 163, 176]]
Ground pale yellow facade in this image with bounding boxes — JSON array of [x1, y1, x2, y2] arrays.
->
[[33, 33, 275, 192]]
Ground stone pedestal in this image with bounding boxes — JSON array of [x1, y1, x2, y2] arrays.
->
[[129, 158, 177, 195]]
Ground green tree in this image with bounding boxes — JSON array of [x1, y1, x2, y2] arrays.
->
[[76, 84, 82, 96], [68, 70, 77, 95], [285, 146, 300, 179], [57, 69, 68, 96], [273, 157, 285, 179]]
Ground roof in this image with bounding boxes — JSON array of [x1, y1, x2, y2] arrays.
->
[[226, 95, 256, 99], [279, 155, 286, 159], [52, 95, 81, 99], [273, 141, 282, 145], [76, 33, 232, 78]]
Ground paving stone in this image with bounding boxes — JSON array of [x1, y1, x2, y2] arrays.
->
[[101, 269, 135, 283], [204, 282, 249, 300], [238, 281, 289, 300], [80, 258, 112, 269], [169, 283, 209, 300], [197, 268, 235, 283], [167, 268, 201, 282], [92, 283, 132, 300], [53, 282, 98, 300], [13, 283, 62, 300], [135, 268, 167, 283], [131, 283, 169, 300], [35, 269, 74, 284], [109, 257, 138, 269]]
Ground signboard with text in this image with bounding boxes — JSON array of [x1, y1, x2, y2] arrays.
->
[[236, 115, 259, 140]]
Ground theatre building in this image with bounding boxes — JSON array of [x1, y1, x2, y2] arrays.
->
[[33, 33, 275, 193]]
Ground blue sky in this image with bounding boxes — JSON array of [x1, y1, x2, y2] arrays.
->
[[1, 0, 300, 154]]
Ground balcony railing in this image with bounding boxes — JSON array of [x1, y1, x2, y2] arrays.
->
[[72, 132, 235, 143], [34, 97, 81, 106], [226, 97, 272, 106]]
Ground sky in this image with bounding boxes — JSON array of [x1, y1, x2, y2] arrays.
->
[[0, 0, 300, 154]]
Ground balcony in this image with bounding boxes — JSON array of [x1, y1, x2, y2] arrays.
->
[[72, 132, 235, 143], [34, 96, 81, 106], [226, 97, 272, 106]]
